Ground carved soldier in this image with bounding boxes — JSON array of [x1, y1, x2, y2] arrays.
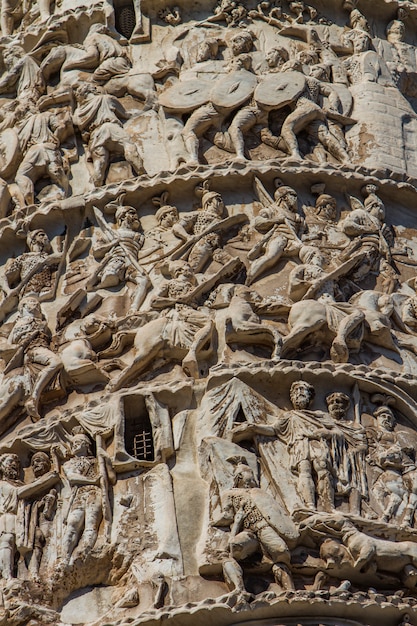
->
[[61, 429, 115, 565], [91, 202, 149, 311], [73, 83, 145, 186], [8, 296, 61, 419], [20, 452, 59, 579], [286, 245, 364, 362], [107, 259, 216, 388], [0, 453, 57, 580], [0, 46, 44, 98], [325, 392, 368, 515], [217, 462, 295, 599], [280, 64, 350, 163], [246, 183, 303, 285], [172, 187, 232, 273], [232, 381, 335, 511], [14, 103, 69, 206], [5, 228, 59, 298]]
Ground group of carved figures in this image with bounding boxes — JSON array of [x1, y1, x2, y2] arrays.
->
[[0, 176, 416, 423], [0, 0, 413, 209], [201, 381, 417, 602], [0, 426, 114, 583], [2, 381, 417, 600]]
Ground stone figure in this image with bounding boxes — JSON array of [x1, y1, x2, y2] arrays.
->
[[279, 63, 351, 163], [232, 381, 335, 510], [21, 451, 59, 579], [216, 461, 296, 599], [8, 296, 61, 419], [73, 83, 145, 186], [368, 405, 417, 527], [0, 453, 58, 580], [0, 46, 44, 98], [302, 511, 417, 588], [14, 103, 70, 206], [324, 392, 368, 514], [5, 228, 60, 299], [106, 259, 216, 387], [91, 201, 149, 310], [171, 186, 234, 273], [60, 428, 116, 565], [283, 245, 365, 362], [246, 180, 303, 285]]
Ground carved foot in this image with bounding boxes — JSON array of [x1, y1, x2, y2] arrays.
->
[[25, 399, 41, 422], [329, 339, 349, 363], [182, 355, 200, 378]]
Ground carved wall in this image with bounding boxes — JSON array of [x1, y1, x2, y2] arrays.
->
[[1, 0, 417, 624]]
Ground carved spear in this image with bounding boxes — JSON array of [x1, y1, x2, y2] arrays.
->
[[96, 432, 112, 542]]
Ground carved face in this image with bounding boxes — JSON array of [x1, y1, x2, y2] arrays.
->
[[19, 296, 41, 317], [266, 48, 287, 68], [118, 207, 141, 231], [29, 229, 51, 253], [327, 395, 349, 420], [283, 190, 298, 212], [387, 21, 405, 43], [172, 262, 193, 281], [317, 200, 337, 222], [230, 34, 252, 56], [235, 466, 258, 489], [205, 194, 225, 217], [377, 410, 395, 432], [1, 455, 20, 480], [160, 208, 178, 228], [290, 383, 314, 409], [71, 435, 92, 457], [31, 453, 51, 478]]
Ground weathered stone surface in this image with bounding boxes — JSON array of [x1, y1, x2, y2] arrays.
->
[[1, 1, 417, 625]]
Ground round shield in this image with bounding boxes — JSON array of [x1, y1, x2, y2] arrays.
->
[[210, 70, 257, 109], [0, 128, 21, 179], [159, 79, 211, 113], [255, 71, 306, 109]]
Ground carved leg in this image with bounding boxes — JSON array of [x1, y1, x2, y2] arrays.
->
[[228, 109, 258, 160], [26, 350, 62, 420], [316, 122, 349, 163], [182, 321, 214, 378], [75, 503, 102, 557], [124, 141, 145, 176], [183, 104, 222, 165], [0, 532, 15, 580], [297, 460, 316, 509], [314, 462, 334, 513], [14, 170, 35, 206], [246, 236, 287, 285], [330, 310, 364, 363], [91, 146, 109, 187], [62, 508, 84, 562], [272, 563, 295, 590]]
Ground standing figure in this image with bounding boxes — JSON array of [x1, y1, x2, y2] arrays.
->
[[92, 201, 148, 311], [61, 429, 115, 565], [246, 182, 303, 286], [0, 453, 57, 580], [5, 228, 60, 298], [280, 64, 350, 163], [232, 381, 336, 511], [21, 452, 59, 579]]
